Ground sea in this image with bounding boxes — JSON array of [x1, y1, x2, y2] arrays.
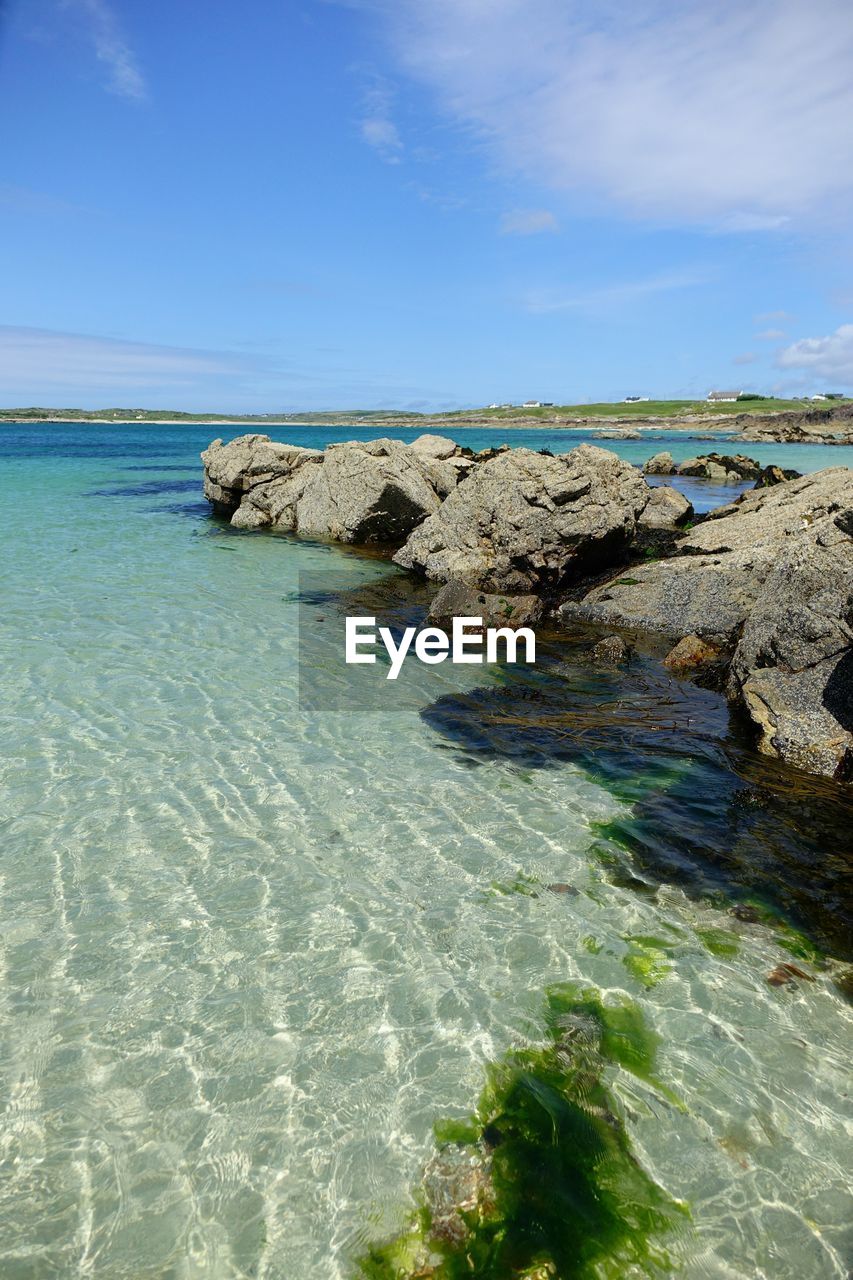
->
[[1, 420, 851, 1278]]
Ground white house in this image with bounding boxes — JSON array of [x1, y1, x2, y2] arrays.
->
[[811, 394, 828, 401], [707, 389, 742, 402], [522, 400, 541, 408], [624, 396, 650, 403]]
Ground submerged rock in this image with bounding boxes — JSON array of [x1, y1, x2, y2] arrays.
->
[[591, 634, 631, 665], [428, 579, 543, 628], [663, 635, 723, 671], [393, 444, 648, 593]]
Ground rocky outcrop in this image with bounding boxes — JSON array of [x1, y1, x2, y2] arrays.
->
[[202, 434, 322, 516], [561, 468, 853, 778], [393, 445, 649, 592], [201, 433, 475, 544], [202, 432, 852, 780], [737, 402, 853, 445], [643, 452, 771, 483]]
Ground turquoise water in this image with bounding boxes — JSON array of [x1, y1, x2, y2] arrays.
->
[[0, 422, 851, 1279]]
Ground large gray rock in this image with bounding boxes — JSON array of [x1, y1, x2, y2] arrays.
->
[[729, 516, 853, 780], [201, 434, 321, 515], [638, 485, 693, 528], [202, 434, 467, 544], [393, 444, 649, 592], [562, 467, 853, 777], [642, 452, 675, 475]]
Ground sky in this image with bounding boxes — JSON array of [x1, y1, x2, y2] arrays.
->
[[1, 0, 853, 412]]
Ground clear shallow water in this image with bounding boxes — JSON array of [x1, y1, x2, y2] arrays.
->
[[0, 423, 851, 1279]]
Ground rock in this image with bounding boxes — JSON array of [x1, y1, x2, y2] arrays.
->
[[638, 486, 693, 529], [728, 511, 853, 780], [766, 962, 816, 987], [409, 433, 459, 460], [201, 434, 322, 516], [562, 468, 853, 778], [203, 434, 466, 544], [737, 402, 853, 446], [428, 579, 543, 628], [394, 444, 649, 593], [643, 452, 675, 475], [663, 635, 722, 670], [674, 453, 762, 483], [547, 883, 579, 895], [753, 464, 801, 488], [591, 635, 631, 665], [561, 553, 762, 643]]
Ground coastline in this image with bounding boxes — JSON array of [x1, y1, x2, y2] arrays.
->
[[4, 405, 851, 444]]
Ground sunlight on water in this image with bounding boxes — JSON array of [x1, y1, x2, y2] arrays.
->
[[0, 424, 851, 1278]]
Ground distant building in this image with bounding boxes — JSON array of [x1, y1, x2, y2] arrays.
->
[[825, 392, 845, 400], [487, 403, 500, 409], [811, 393, 828, 401], [522, 400, 541, 408], [624, 396, 650, 403], [707, 389, 742, 402]]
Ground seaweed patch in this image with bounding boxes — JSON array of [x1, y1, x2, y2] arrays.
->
[[355, 985, 689, 1279]]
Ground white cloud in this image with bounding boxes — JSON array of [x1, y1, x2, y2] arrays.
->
[[360, 78, 403, 161], [500, 209, 558, 236], [776, 324, 853, 383], [755, 310, 793, 323], [0, 326, 246, 393], [69, 0, 146, 101], [362, 0, 853, 225], [755, 328, 786, 341], [523, 267, 711, 315]]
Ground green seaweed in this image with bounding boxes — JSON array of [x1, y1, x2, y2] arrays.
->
[[433, 1116, 480, 1147], [621, 934, 676, 990], [695, 927, 740, 959], [355, 985, 689, 1279], [487, 873, 541, 899]]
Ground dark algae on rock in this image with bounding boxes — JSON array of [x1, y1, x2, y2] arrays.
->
[[354, 986, 689, 1279]]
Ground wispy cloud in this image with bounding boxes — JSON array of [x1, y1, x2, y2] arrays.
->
[[500, 209, 558, 236], [0, 325, 463, 411], [362, 0, 853, 226], [0, 326, 246, 393], [523, 268, 711, 315], [68, 0, 146, 101], [755, 328, 787, 341], [360, 77, 403, 162], [0, 184, 90, 217], [755, 310, 793, 323], [776, 323, 853, 383]]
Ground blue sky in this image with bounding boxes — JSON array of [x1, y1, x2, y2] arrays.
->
[[1, 0, 853, 411]]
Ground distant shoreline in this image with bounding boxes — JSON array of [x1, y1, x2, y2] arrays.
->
[[1, 402, 851, 444]]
